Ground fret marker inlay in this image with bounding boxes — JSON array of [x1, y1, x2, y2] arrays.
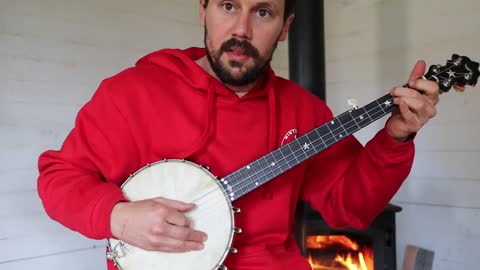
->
[[303, 143, 310, 150]]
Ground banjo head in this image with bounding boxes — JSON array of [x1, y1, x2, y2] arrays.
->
[[107, 159, 235, 270]]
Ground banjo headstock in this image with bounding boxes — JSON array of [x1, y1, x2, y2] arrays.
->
[[425, 54, 480, 93]]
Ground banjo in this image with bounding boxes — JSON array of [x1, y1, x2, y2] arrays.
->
[[106, 55, 479, 270]]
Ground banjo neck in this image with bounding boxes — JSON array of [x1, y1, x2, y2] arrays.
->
[[220, 93, 396, 202], [219, 54, 479, 203]]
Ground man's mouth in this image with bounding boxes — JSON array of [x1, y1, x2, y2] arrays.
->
[[226, 46, 249, 61]]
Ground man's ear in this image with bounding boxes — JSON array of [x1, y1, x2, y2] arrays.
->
[[199, 0, 207, 27], [279, 14, 295, 42]]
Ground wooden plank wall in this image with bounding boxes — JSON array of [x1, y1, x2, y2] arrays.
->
[[0, 0, 288, 269], [324, 1, 480, 269]]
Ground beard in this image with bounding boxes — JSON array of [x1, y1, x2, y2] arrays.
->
[[204, 28, 279, 86]]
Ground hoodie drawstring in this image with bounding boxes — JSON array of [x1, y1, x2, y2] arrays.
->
[[176, 82, 216, 159], [262, 85, 278, 199]]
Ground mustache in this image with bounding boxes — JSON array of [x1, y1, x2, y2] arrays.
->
[[220, 39, 260, 58]]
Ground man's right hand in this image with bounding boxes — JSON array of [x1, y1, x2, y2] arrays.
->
[[110, 197, 208, 252]]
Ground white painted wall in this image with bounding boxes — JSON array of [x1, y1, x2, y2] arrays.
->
[[324, 1, 480, 269], [1, 0, 479, 269]]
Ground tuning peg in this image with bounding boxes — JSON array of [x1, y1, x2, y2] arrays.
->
[[347, 97, 359, 110]]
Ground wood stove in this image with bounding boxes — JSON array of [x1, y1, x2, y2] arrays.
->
[[294, 203, 402, 270]]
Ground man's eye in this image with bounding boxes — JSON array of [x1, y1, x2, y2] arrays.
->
[[256, 9, 271, 18], [223, 3, 235, 12]]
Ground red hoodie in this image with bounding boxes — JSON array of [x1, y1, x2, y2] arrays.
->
[[38, 47, 414, 270]]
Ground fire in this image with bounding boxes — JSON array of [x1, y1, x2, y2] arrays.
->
[[335, 252, 368, 270], [306, 235, 373, 270], [307, 235, 359, 250]]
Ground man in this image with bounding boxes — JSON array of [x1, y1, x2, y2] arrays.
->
[[37, 0, 439, 269]]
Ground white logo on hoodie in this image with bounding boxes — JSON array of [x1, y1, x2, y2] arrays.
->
[[281, 129, 298, 146]]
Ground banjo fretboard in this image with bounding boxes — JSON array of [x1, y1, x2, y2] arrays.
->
[[221, 93, 396, 201]]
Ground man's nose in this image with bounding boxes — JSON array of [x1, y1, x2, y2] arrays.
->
[[232, 11, 252, 40]]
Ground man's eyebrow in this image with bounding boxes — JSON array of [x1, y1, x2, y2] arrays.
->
[[252, 1, 279, 12]]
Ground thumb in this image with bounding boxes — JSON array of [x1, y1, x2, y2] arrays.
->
[[154, 197, 196, 212], [408, 60, 427, 82]]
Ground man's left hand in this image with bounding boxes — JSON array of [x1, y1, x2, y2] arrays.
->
[[386, 60, 440, 142]]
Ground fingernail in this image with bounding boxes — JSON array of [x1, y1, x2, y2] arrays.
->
[[197, 243, 204, 250]]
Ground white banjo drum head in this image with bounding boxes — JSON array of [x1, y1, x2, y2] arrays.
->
[[107, 160, 235, 270]]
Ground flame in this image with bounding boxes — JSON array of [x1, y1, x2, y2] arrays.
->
[[307, 235, 359, 250], [306, 235, 373, 270], [335, 252, 368, 270]]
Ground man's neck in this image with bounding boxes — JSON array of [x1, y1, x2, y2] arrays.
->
[[195, 56, 256, 96]]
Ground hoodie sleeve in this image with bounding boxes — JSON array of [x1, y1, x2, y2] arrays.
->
[[37, 78, 140, 239], [301, 121, 414, 230]]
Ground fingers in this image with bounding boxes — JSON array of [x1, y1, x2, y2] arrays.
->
[[152, 198, 196, 227], [392, 79, 439, 98], [148, 222, 208, 252], [408, 79, 440, 103], [385, 60, 441, 141], [165, 209, 191, 227], [146, 234, 205, 252], [153, 197, 196, 212], [408, 60, 427, 82], [453, 85, 466, 92], [164, 223, 208, 243], [391, 79, 439, 115], [395, 99, 423, 131]]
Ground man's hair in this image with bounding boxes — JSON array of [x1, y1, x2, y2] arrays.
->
[[203, 0, 296, 21]]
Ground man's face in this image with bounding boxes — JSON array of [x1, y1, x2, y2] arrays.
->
[[200, 0, 293, 86]]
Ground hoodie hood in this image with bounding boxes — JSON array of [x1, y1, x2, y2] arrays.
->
[[135, 47, 279, 161]]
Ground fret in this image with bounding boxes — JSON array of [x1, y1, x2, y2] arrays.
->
[[312, 128, 328, 150], [254, 157, 268, 173], [279, 146, 294, 166], [337, 112, 358, 135], [326, 120, 346, 144], [305, 130, 322, 152], [272, 149, 290, 171], [286, 142, 301, 163], [348, 110, 362, 130], [297, 136, 317, 157], [317, 125, 336, 146], [237, 166, 250, 183], [266, 153, 284, 175], [376, 99, 389, 115], [351, 107, 372, 128], [363, 101, 382, 120], [290, 139, 309, 162], [261, 156, 275, 177]]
